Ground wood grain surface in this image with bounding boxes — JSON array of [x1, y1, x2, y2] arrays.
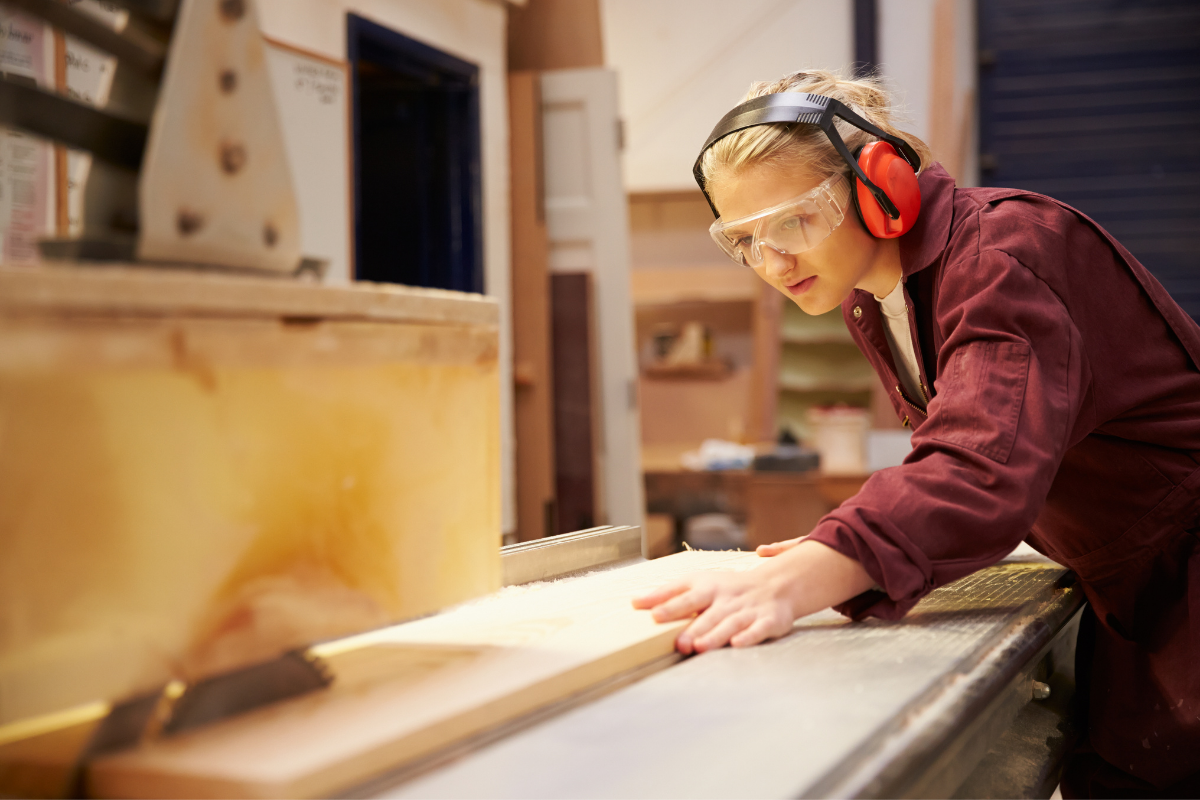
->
[[0, 265, 498, 326], [0, 297, 501, 728], [88, 550, 763, 799]]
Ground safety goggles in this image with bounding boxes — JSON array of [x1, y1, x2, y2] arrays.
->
[[708, 173, 851, 267]]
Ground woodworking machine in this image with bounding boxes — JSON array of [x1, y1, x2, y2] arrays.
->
[[381, 539, 1083, 800], [0, 0, 1082, 797]]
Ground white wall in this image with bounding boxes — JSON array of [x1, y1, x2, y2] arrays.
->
[[600, 0, 978, 192], [879, 0, 935, 145], [599, 0, 854, 193], [878, 0, 977, 185], [257, 0, 517, 535]]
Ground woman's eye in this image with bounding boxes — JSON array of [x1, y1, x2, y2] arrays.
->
[[732, 235, 752, 249], [781, 214, 809, 231]]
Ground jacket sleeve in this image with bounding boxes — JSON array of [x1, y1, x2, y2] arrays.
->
[[806, 249, 1089, 620]]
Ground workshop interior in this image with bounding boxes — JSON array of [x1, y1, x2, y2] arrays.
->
[[0, 0, 1196, 797]]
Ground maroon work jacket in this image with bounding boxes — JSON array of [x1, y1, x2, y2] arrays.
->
[[807, 164, 1200, 789]]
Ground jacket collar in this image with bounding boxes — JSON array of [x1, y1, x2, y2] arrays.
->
[[898, 163, 955, 278]]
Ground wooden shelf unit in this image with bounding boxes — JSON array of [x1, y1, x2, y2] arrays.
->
[[632, 266, 781, 459], [776, 303, 877, 442]]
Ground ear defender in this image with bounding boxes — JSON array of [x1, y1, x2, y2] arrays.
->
[[851, 141, 921, 238]]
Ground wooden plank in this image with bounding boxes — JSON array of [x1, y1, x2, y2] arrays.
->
[[550, 272, 596, 533], [0, 311, 501, 728], [745, 473, 827, 548], [87, 550, 763, 799], [643, 513, 676, 559], [639, 367, 753, 445], [508, 72, 557, 542], [506, 0, 603, 72], [0, 265, 498, 326]]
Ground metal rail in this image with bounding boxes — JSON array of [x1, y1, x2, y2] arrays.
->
[[501, 525, 643, 586]]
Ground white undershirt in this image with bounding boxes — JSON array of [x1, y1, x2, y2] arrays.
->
[[874, 279, 925, 404]]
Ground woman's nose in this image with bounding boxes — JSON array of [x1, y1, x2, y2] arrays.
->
[[759, 245, 793, 278]]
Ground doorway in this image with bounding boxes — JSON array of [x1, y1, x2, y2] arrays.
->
[[347, 14, 483, 293]]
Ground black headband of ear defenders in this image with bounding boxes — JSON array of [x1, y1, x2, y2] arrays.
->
[[692, 92, 922, 220]]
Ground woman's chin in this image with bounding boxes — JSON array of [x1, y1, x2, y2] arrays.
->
[[790, 291, 840, 316]]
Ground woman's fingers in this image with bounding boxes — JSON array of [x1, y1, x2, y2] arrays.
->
[[756, 536, 805, 557], [729, 615, 784, 648], [631, 581, 690, 610], [692, 609, 756, 653], [674, 598, 729, 652], [648, 584, 715, 623]]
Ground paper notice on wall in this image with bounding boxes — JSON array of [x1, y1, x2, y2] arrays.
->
[[0, 5, 55, 263], [64, 1, 125, 236], [264, 41, 351, 283]]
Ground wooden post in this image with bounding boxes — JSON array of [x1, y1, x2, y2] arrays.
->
[[748, 279, 783, 443], [551, 272, 597, 533], [508, 72, 557, 542]]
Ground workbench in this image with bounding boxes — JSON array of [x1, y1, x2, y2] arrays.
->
[[644, 466, 870, 550], [366, 543, 1082, 799]]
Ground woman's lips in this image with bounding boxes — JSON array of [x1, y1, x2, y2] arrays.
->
[[786, 275, 817, 295]]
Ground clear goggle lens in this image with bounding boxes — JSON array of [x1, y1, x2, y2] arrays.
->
[[709, 173, 851, 267]]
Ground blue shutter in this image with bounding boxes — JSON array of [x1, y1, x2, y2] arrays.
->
[[978, 0, 1200, 321]]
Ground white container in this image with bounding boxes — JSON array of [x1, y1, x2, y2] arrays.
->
[[808, 406, 870, 475]]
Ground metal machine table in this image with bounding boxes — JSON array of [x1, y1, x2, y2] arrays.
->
[[368, 546, 1082, 799]]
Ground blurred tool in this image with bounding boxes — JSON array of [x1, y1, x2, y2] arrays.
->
[[752, 428, 821, 472], [680, 438, 756, 471], [683, 513, 746, 550]]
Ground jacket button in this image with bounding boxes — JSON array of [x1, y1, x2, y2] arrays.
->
[[852, 306, 862, 319]]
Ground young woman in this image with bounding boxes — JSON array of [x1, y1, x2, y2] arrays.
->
[[632, 70, 1200, 797]]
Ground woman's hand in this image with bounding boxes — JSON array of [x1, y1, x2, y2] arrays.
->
[[631, 566, 797, 653], [755, 535, 806, 557], [632, 540, 877, 654]]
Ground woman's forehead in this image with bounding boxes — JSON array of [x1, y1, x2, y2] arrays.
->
[[710, 162, 826, 223]]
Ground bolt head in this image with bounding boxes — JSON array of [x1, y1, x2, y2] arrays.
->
[[219, 141, 247, 174], [176, 209, 204, 236], [219, 0, 245, 22]]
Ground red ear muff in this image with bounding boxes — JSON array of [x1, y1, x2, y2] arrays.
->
[[852, 141, 921, 238]]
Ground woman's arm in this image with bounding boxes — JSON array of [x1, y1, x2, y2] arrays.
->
[[631, 540, 875, 653]]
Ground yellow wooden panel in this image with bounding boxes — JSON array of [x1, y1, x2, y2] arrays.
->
[[0, 315, 501, 725]]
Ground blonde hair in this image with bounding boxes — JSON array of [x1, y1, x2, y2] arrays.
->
[[700, 69, 933, 196]]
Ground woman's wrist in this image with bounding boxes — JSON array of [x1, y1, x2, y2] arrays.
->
[[761, 539, 877, 620]]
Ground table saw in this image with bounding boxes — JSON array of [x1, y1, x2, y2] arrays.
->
[[392, 538, 1082, 799], [370, 531, 1085, 800], [0, 264, 1082, 798]]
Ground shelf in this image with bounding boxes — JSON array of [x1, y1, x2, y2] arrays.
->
[[631, 266, 759, 306], [642, 361, 731, 380], [779, 379, 877, 393], [780, 303, 852, 343], [778, 346, 877, 393], [781, 333, 855, 345]]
